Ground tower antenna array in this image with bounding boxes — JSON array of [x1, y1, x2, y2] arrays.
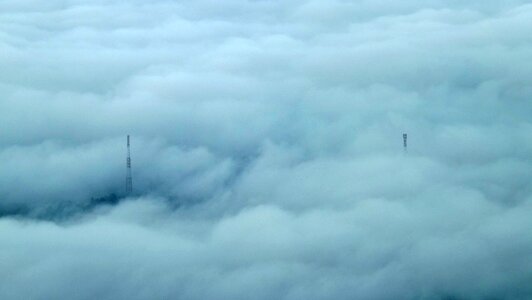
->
[[126, 135, 133, 195]]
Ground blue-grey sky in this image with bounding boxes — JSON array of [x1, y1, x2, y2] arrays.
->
[[1, 1, 532, 299]]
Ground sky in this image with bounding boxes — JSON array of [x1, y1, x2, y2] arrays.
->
[[1, 0, 532, 299]]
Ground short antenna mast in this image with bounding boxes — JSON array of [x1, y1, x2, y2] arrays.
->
[[126, 135, 133, 195]]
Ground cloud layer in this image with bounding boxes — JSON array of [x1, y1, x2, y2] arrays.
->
[[1, 1, 532, 299]]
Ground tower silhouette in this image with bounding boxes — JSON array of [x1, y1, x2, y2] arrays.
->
[[403, 133, 408, 152], [126, 135, 133, 195]]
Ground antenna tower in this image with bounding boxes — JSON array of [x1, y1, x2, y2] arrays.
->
[[403, 133, 408, 152], [126, 135, 133, 195]]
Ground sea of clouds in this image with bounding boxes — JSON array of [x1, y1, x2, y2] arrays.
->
[[1, 0, 532, 299]]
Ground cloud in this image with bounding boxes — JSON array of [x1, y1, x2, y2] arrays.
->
[[1, 0, 532, 299], [1, 197, 531, 299]]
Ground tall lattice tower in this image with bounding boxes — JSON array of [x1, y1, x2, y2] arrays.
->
[[403, 133, 408, 152], [126, 135, 133, 195]]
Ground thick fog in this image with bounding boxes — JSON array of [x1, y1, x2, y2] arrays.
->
[[1, 1, 532, 299]]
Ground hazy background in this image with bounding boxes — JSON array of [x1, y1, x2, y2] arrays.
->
[[1, 1, 532, 299]]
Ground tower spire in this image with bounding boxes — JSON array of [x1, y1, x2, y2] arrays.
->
[[126, 135, 133, 195]]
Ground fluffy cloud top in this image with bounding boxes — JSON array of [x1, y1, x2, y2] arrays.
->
[[1, 1, 532, 299]]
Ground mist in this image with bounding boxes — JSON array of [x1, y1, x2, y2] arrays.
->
[[1, 1, 532, 299]]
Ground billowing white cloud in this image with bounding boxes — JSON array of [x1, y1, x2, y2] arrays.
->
[[1, 0, 532, 299], [1, 197, 531, 299]]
